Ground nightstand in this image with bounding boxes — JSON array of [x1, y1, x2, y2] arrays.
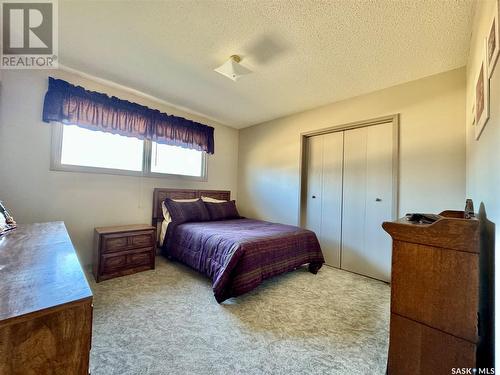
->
[[92, 224, 156, 282]]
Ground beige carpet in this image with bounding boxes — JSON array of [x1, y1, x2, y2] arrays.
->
[[88, 257, 390, 375]]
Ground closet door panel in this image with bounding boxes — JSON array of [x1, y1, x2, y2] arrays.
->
[[304, 135, 323, 237], [320, 132, 343, 267], [342, 123, 393, 282], [341, 127, 368, 276], [365, 123, 394, 281]]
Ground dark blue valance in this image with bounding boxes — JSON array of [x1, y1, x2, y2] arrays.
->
[[42, 77, 215, 154]]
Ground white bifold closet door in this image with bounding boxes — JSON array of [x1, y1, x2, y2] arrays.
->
[[304, 132, 343, 267], [341, 123, 394, 282], [304, 122, 394, 282]]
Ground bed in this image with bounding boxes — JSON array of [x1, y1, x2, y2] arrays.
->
[[152, 188, 324, 303]]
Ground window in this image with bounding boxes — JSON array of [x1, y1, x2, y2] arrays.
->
[[61, 125, 144, 172], [51, 124, 206, 179], [150, 142, 204, 177]]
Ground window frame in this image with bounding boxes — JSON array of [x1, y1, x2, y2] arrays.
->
[[50, 123, 208, 181]]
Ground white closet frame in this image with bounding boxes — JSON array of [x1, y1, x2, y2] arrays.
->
[[298, 114, 400, 231]]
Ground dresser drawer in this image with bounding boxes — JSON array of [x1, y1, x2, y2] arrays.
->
[[388, 313, 476, 374], [391, 241, 479, 341]]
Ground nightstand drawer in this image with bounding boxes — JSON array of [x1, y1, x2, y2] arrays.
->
[[127, 249, 153, 267], [102, 231, 155, 254], [128, 232, 154, 248], [102, 235, 128, 253], [101, 253, 127, 273]]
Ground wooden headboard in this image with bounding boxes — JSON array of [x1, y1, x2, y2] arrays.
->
[[152, 188, 231, 225]]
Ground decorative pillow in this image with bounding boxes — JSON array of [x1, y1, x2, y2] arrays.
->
[[162, 198, 198, 221], [201, 196, 227, 203], [204, 200, 240, 221], [164, 198, 210, 224]]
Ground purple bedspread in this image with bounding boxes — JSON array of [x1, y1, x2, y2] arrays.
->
[[163, 218, 324, 303]]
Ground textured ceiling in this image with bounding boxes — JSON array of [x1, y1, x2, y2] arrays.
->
[[59, 0, 474, 128]]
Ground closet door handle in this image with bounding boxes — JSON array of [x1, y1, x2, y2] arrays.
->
[[375, 198, 382, 202], [312, 195, 317, 199]]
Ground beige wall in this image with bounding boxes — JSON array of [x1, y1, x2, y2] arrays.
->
[[238, 68, 466, 225], [466, 0, 499, 363], [0, 70, 239, 265]]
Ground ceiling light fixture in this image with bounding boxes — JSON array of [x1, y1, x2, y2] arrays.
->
[[214, 55, 252, 81]]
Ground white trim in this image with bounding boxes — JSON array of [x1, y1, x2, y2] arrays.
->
[[57, 64, 228, 127]]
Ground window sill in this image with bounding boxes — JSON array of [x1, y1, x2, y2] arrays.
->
[[50, 164, 208, 182]]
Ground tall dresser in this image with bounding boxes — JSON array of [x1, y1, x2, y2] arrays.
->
[[382, 210, 493, 374], [0, 222, 93, 374]]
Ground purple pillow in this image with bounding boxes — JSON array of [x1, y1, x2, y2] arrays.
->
[[204, 200, 241, 221], [163, 198, 210, 224]]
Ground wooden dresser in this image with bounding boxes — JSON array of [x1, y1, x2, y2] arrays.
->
[[93, 224, 156, 282], [382, 210, 492, 374], [0, 222, 93, 375]]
